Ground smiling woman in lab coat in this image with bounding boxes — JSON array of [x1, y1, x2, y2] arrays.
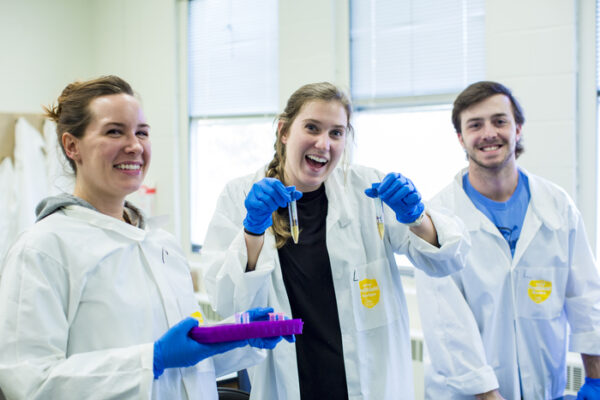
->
[[0, 76, 280, 400], [200, 82, 470, 400]]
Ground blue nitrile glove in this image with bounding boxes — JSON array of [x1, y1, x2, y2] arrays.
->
[[577, 377, 600, 399], [246, 307, 296, 348], [243, 178, 303, 235], [153, 317, 248, 379], [364, 172, 425, 224]]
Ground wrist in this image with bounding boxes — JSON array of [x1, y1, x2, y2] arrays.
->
[[243, 214, 272, 235], [405, 211, 425, 227], [153, 341, 164, 379], [244, 227, 264, 236]]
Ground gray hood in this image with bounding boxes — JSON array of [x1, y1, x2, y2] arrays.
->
[[35, 194, 145, 228]]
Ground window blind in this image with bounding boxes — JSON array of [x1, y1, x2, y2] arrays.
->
[[188, 0, 278, 117], [350, 0, 485, 102]]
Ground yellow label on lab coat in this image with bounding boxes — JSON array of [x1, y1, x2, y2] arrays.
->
[[528, 280, 552, 303], [359, 278, 380, 308]]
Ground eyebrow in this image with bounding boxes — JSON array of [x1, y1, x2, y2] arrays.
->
[[105, 121, 150, 129], [465, 113, 508, 123], [303, 118, 346, 130]]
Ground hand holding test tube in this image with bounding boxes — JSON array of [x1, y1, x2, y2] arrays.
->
[[243, 179, 302, 238], [288, 198, 299, 244], [375, 196, 385, 239], [365, 182, 385, 240], [364, 173, 425, 231], [285, 186, 302, 244]]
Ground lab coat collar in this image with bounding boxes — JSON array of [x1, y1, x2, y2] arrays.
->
[[451, 169, 499, 236], [451, 167, 562, 232], [522, 168, 563, 231], [62, 205, 147, 241]]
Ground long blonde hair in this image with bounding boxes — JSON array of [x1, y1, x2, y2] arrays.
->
[[266, 82, 354, 248]]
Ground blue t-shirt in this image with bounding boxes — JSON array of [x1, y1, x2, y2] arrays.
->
[[463, 170, 531, 256]]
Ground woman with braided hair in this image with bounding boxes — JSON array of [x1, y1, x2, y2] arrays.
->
[[200, 82, 469, 400]]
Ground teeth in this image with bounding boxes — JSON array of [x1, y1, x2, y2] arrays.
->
[[115, 164, 141, 170], [307, 155, 327, 163], [481, 145, 499, 151]]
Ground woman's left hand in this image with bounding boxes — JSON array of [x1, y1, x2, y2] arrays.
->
[[365, 172, 424, 224]]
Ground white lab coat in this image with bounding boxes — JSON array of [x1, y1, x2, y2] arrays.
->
[[0, 205, 265, 400], [200, 164, 469, 400], [415, 169, 600, 400]]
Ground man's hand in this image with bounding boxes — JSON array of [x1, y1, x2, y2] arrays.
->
[[475, 389, 505, 400]]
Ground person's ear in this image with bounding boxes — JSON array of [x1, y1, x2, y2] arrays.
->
[[515, 124, 522, 141], [278, 121, 288, 145], [62, 132, 81, 163], [457, 132, 465, 149]]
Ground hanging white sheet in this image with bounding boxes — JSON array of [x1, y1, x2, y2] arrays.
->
[[43, 119, 74, 195], [0, 157, 17, 262], [14, 117, 48, 235]]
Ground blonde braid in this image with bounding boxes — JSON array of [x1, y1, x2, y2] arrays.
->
[[265, 139, 292, 248]]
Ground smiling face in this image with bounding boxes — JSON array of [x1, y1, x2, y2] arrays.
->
[[458, 94, 522, 173], [64, 93, 151, 206], [280, 100, 348, 192]]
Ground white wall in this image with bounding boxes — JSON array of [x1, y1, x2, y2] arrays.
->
[[0, 0, 94, 111], [486, 1, 578, 189], [279, 0, 350, 106]]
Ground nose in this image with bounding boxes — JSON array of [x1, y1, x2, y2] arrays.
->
[[482, 120, 497, 140], [314, 133, 330, 151], [124, 132, 144, 154]]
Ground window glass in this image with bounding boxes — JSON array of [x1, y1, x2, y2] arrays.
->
[[350, 0, 485, 102], [190, 118, 276, 248]]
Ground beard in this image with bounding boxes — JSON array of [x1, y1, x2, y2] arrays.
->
[[465, 140, 516, 172]]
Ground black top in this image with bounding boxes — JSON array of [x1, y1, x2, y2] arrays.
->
[[277, 184, 349, 400]]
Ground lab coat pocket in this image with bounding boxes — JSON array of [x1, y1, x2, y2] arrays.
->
[[350, 258, 400, 331], [515, 266, 568, 319]]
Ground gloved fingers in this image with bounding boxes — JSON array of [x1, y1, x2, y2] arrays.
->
[[283, 334, 295, 343], [200, 339, 249, 357], [402, 191, 421, 206], [378, 172, 409, 194], [254, 184, 288, 211], [364, 182, 380, 198], [364, 188, 376, 198], [249, 336, 282, 349], [263, 180, 293, 208], [379, 179, 409, 206], [379, 173, 409, 198], [172, 317, 200, 335], [246, 179, 289, 212], [246, 307, 274, 322], [252, 192, 281, 214], [376, 173, 399, 194], [286, 186, 303, 201], [391, 181, 412, 201]]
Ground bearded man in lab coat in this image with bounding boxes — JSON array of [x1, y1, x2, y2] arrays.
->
[[415, 81, 600, 400]]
